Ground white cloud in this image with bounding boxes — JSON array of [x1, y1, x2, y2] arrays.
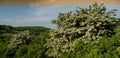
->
[[0, 4, 77, 28]]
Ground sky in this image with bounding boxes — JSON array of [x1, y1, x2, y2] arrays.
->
[[0, 0, 120, 28]]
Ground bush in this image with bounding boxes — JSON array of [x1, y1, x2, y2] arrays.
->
[[45, 3, 119, 58], [25, 32, 50, 58], [8, 30, 34, 49], [60, 28, 120, 58]]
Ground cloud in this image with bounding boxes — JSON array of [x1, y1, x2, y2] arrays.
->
[[0, 4, 79, 28], [0, 4, 61, 28], [0, 3, 119, 28]]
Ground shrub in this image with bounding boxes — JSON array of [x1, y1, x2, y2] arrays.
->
[[45, 3, 118, 57], [60, 29, 120, 58], [8, 30, 34, 49]]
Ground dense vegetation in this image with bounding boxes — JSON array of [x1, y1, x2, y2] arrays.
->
[[0, 25, 50, 35], [0, 3, 120, 58], [45, 3, 119, 58], [0, 25, 50, 58]]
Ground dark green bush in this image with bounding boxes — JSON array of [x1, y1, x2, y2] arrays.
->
[[0, 25, 50, 58]]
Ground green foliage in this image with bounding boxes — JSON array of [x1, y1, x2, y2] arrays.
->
[[16, 26, 50, 35], [46, 3, 119, 57], [8, 30, 34, 49], [0, 25, 15, 34], [0, 25, 50, 58], [0, 25, 50, 35], [15, 45, 28, 58], [24, 32, 50, 58], [5, 32, 49, 58], [14, 32, 49, 58], [0, 35, 10, 58], [60, 28, 120, 58]]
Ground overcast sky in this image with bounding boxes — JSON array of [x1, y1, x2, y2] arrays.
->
[[0, 1, 120, 28]]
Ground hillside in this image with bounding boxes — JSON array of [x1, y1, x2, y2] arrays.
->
[[0, 25, 50, 35], [0, 25, 50, 58]]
